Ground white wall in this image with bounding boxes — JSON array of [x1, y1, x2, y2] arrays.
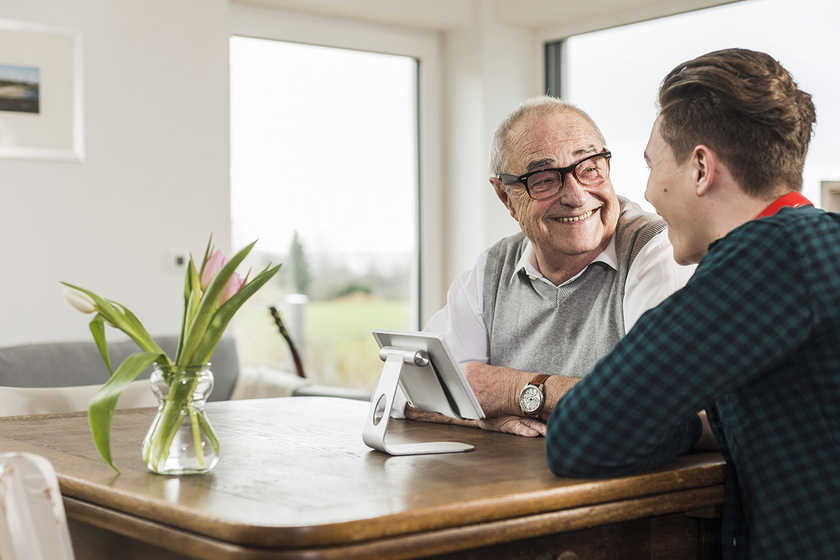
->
[[0, 0, 231, 344], [442, 2, 536, 283]]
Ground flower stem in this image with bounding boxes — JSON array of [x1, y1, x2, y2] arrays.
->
[[189, 408, 204, 467], [143, 364, 218, 474]]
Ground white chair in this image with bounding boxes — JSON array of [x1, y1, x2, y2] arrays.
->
[[0, 452, 75, 560]]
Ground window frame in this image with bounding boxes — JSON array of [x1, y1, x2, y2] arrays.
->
[[544, 40, 563, 98], [229, 4, 444, 328]]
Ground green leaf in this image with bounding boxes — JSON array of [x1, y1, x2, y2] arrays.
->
[[177, 260, 202, 364], [61, 282, 163, 355], [88, 351, 162, 471], [121, 305, 167, 359], [197, 235, 215, 279], [191, 263, 282, 364], [89, 314, 111, 375], [177, 257, 194, 362]]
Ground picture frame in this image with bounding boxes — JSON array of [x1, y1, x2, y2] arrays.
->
[[0, 19, 84, 162]]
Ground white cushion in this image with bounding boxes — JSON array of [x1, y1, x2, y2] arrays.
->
[[229, 366, 308, 400], [0, 380, 156, 417]]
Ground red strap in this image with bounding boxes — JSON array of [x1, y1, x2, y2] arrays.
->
[[755, 192, 813, 219]]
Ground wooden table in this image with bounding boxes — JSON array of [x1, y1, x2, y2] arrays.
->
[[0, 397, 726, 560]]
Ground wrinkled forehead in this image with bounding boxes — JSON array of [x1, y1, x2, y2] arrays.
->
[[508, 110, 603, 170]]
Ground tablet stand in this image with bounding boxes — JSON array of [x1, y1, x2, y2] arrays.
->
[[362, 346, 475, 455]]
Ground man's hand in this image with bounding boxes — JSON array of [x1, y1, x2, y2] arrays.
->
[[476, 415, 546, 437], [404, 407, 546, 437]]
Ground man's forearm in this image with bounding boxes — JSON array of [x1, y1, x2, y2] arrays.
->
[[462, 362, 582, 419]]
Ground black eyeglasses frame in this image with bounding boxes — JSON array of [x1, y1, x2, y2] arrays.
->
[[498, 150, 612, 200]]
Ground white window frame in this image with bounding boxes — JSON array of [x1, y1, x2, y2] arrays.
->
[[229, 4, 444, 328]]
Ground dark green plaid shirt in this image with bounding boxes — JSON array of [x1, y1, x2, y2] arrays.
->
[[547, 206, 840, 560]]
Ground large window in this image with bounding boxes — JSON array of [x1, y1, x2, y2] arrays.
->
[[558, 0, 840, 211], [230, 37, 419, 391]]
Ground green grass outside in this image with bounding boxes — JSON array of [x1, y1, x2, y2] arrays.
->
[[231, 290, 411, 392], [304, 298, 411, 389]]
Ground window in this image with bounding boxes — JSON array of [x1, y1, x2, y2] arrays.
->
[[229, 37, 419, 391], [555, 0, 840, 211]]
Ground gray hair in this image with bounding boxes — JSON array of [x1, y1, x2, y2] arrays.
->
[[489, 96, 607, 176]]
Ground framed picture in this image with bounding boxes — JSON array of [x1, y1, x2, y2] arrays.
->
[[0, 19, 84, 161]]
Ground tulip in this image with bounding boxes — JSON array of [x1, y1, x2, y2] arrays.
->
[[63, 286, 97, 314], [200, 250, 226, 291], [61, 236, 281, 473], [219, 272, 244, 305]]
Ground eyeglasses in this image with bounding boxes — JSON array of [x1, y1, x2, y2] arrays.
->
[[498, 151, 612, 200]]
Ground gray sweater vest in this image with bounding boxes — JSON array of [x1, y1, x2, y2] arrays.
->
[[483, 197, 665, 377]]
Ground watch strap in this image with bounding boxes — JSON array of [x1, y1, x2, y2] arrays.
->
[[528, 374, 550, 388]]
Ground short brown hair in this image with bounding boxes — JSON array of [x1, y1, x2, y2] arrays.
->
[[657, 48, 816, 197]]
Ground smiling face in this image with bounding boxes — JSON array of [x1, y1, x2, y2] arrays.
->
[[643, 117, 706, 265], [492, 109, 620, 281]]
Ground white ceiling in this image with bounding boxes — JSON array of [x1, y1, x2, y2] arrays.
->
[[231, 0, 741, 33]]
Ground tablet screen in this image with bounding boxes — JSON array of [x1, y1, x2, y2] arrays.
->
[[372, 329, 484, 420]]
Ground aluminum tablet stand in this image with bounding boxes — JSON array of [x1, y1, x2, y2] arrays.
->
[[362, 347, 474, 455]]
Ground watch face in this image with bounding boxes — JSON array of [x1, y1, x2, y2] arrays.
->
[[519, 385, 542, 414]]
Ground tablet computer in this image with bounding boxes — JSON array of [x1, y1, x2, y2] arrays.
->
[[372, 329, 484, 420]]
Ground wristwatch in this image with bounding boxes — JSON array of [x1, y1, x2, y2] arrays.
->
[[518, 374, 550, 416]]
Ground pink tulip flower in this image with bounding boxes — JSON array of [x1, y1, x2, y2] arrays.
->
[[200, 250, 226, 291], [219, 272, 244, 305]]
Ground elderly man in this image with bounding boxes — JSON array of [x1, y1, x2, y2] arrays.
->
[[404, 97, 694, 436], [494, 49, 840, 559]]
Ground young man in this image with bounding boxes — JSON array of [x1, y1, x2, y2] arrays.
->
[[524, 49, 837, 559]]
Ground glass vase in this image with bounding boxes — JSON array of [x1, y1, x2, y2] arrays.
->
[[142, 363, 220, 475]]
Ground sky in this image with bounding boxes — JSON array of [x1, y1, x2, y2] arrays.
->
[[566, 0, 840, 212], [0, 64, 39, 84], [229, 38, 417, 259]]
